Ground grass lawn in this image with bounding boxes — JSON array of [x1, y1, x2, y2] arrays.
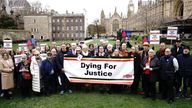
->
[[0, 91, 192, 108]]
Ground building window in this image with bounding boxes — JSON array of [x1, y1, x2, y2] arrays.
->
[[71, 33, 73, 37], [80, 19, 82, 22], [71, 19, 73, 22], [80, 26, 83, 30], [76, 26, 78, 30], [76, 33, 78, 37], [53, 27, 55, 31], [57, 19, 60, 22], [76, 19, 78, 22], [112, 19, 119, 32], [53, 19, 55, 23], [66, 19, 69, 22], [63, 33, 65, 38], [67, 26, 69, 30], [71, 26, 73, 30], [33, 19, 36, 23], [67, 33, 69, 37], [57, 26, 60, 30], [53, 33, 55, 38]]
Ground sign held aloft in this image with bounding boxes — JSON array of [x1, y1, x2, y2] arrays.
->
[[167, 27, 178, 40], [150, 30, 160, 44]]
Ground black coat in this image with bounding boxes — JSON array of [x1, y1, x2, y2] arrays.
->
[[176, 54, 192, 77], [141, 56, 159, 82], [128, 52, 142, 75], [171, 45, 184, 57]]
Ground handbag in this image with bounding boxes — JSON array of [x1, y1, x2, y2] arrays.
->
[[22, 71, 32, 80]]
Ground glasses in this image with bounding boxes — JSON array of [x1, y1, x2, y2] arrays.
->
[[34, 54, 39, 56]]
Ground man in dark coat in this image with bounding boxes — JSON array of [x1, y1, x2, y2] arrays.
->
[[176, 46, 192, 99], [171, 39, 184, 98], [156, 42, 166, 94], [56, 44, 72, 94], [160, 48, 179, 103], [129, 46, 142, 94], [41, 52, 56, 95]]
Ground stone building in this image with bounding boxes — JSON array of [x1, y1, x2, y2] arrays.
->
[[24, 15, 52, 40], [52, 13, 85, 40], [127, 0, 192, 35], [100, 8, 128, 36]]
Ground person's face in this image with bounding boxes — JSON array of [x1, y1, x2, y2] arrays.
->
[[34, 54, 40, 59], [116, 40, 120, 45], [99, 47, 104, 53], [72, 45, 76, 50], [143, 46, 149, 51], [89, 45, 94, 50], [160, 43, 166, 50], [176, 42, 181, 47], [61, 44, 66, 51], [82, 47, 88, 52], [165, 49, 171, 56], [47, 54, 52, 59], [149, 51, 154, 57], [3, 54, 8, 60], [183, 49, 190, 54], [113, 50, 119, 55], [121, 44, 127, 50], [131, 47, 136, 53], [76, 49, 81, 54]]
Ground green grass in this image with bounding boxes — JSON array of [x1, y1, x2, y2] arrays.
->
[[0, 91, 192, 108]]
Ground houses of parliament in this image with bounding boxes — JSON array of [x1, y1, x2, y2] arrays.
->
[[100, 0, 192, 36]]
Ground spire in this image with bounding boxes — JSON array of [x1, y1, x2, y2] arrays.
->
[[114, 7, 117, 14], [101, 9, 105, 19]]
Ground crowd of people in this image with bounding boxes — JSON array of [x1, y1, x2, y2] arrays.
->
[[0, 38, 192, 104]]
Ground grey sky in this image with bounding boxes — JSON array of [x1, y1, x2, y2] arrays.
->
[[28, 0, 138, 24]]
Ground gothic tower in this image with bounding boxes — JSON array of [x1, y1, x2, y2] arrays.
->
[[127, 0, 134, 18], [100, 9, 105, 26]]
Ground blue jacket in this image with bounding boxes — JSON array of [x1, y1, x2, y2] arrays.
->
[[41, 59, 54, 76]]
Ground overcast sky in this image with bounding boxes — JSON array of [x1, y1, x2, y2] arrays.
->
[[28, 0, 138, 24]]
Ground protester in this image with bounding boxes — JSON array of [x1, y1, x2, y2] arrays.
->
[[17, 54, 32, 97], [113, 39, 121, 50], [129, 46, 142, 94], [0, 51, 15, 99], [119, 43, 129, 57], [160, 48, 179, 103], [30, 50, 43, 94], [41, 52, 56, 95], [176, 46, 192, 99], [141, 49, 159, 100], [57, 44, 73, 94], [88, 44, 95, 57]]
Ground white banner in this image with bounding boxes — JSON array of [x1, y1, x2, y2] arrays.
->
[[18, 44, 28, 52], [3, 40, 12, 50], [14, 55, 22, 66], [167, 27, 178, 40], [150, 30, 160, 44], [64, 57, 134, 85]]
